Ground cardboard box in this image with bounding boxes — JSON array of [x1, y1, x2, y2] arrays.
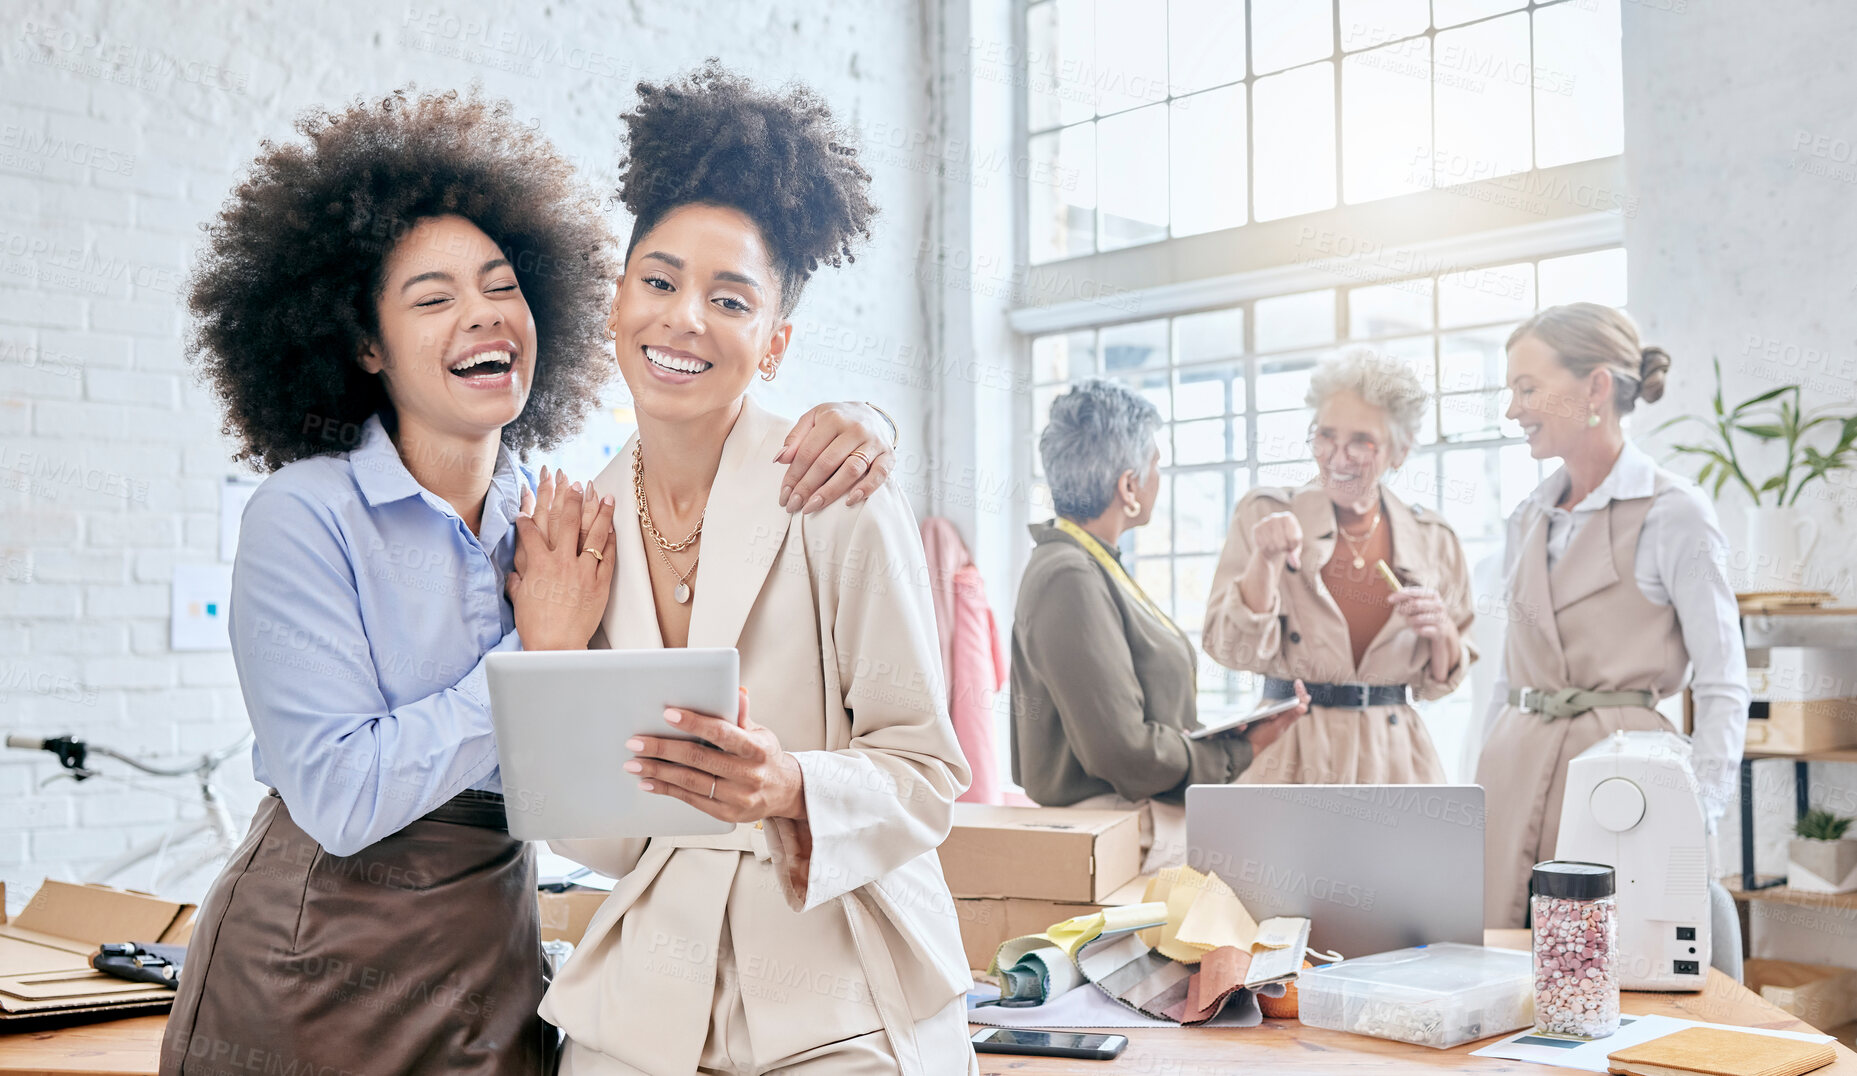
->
[[956, 875, 1150, 971], [537, 887, 610, 946], [0, 880, 196, 1022], [941, 804, 1141, 903], [1747, 957, 1857, 1032], [1746, 653, 1857, 753]]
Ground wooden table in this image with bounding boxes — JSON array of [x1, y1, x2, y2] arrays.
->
[[970, 931, 1857, 1075], [3, 932, 1851, 1074]]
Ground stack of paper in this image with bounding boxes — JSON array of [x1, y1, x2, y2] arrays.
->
[[1606, 1027, 1837, 1076]]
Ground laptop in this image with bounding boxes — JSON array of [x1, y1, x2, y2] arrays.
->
[[1185, 784, 1485, 960]]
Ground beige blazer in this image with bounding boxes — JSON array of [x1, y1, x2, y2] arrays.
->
[[1202, 483, 1476, 783], [538, 399, 973, 1074]]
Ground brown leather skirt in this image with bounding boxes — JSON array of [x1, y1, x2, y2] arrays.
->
[[160, 790, 557, 1075]]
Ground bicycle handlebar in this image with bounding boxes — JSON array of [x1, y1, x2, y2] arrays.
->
[[4, 731, 252, 778]]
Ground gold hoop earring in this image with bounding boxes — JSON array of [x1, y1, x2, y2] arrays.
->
[[1123, 500, 1141, 518], [760, 364, 778, 382]]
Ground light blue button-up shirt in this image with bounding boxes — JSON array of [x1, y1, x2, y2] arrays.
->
[[228, 414, 527, 856]]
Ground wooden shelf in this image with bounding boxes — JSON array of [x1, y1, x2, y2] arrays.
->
[[1723, 880, 1857, 911], [1744, 747, 1857, 764]]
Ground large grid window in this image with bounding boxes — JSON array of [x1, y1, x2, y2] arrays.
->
[[1026, 0, 1624, 262], [1028, 247, 1627, 756]]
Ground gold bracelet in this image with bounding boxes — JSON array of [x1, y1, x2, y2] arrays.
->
[[865, 401, 899, 450]]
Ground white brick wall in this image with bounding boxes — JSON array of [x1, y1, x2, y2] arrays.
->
[[1, 0, 941, 909]]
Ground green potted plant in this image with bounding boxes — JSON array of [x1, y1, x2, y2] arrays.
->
[[1657, 358, 1857, 588], [1788, 809, 1857, 893]]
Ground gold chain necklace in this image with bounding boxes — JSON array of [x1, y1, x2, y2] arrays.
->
[[1337, 507, 1382, 571], [631, 444, 701, 604]]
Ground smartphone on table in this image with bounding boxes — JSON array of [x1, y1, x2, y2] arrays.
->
[[970, 1028, 1128, 1060]]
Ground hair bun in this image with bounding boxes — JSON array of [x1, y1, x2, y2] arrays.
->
[[1638, 346, 1671, 403]]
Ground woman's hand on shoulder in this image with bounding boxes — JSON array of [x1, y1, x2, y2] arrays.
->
[[778, 402, 895, 515], [507, 465, 616, 650], [625, 689, 808, 824]]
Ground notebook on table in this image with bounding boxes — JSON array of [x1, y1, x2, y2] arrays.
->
[[1606, 1026, 1837, 1076]]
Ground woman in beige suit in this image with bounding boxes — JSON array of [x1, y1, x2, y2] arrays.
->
[[1204, 347, 1477, 784], [532, 66, 975, 1074], [1477, 304, 1746, 959]]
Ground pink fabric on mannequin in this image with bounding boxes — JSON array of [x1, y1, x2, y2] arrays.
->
[[920, 517, 1007, 804]]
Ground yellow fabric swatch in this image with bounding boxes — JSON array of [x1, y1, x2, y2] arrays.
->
[[989, 901, 1168, 975], [1171, 871, 1258, 962]]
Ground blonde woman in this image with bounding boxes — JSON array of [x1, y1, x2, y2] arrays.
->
[[518, 66, 975, 1074], [1204, 347, 1476, 785], [1477, 304, 1746, 968]]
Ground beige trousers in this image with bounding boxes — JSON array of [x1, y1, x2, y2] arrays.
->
[[558, 919, 977, 1076]]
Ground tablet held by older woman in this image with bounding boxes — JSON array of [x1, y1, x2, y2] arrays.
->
[[1010, 379, 1306, 873], [1203, 347, 1476, 785]]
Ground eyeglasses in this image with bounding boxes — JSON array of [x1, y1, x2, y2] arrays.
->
[[1307, 430, 1384, 465]]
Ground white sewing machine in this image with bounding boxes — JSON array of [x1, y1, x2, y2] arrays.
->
[[1555, 730, 1712, 991]]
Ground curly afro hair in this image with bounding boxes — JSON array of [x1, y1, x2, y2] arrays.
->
[[616, 61, 877, 317], [189, 88, 618, 471]]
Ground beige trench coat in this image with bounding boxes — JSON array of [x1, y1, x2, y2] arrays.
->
[[1203, 483, 1476, 784], [539, 400, 975, 1075], [1476, 473, 1688, 928]]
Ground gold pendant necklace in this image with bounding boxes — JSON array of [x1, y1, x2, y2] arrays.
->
[[632, 443, 702, 603], [1338, 508, 1382, 571]]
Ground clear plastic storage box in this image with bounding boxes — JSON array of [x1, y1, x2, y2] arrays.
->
[[1297, 943, 1536, 1049]]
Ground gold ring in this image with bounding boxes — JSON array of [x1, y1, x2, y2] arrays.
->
[[582, 547, 604, 561], [709, 777, 717, 798], [847, 449, 873, 469]]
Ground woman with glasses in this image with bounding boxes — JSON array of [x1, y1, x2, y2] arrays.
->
[[1204, 346, 1477, 785]]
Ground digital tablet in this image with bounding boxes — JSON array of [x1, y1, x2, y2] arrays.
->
[[485, 648, 740, 841], [1185, 695, 1303, 740]]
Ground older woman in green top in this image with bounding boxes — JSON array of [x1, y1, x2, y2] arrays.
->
[[1010, 378, 1306, 871]]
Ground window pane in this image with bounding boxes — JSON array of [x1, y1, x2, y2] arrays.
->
[[1028, 125, 1097, 263], [1256, 409, 1312, 463], [1538, 248, 1627, 309], [1433, 14, 1532, 186], [1256, 351, 1318, 410], [1432, 0, 1525, 29], [1439, 327, 1509, 395], [1252, 0, 1332, 75], [1096, 0, 1169, 115], [1098, 105, 1170, 250], [1253, 62, 1337, 221], [1028, 0, 1096, 131], [1177, 363, 1241, 421], [1174, 555, 1217, 635], [1438, 261, 1534, 329], [1534, 0, 1623, 167], [1340, 0, 1429, 52], [1350, 280, 1434, 338], [1376, 334, 1439, 393], [1440, 448, 1504, 542], [1121, 365, 1174, 422], [1171, 85, 1247, 237], [1102, 318, 1170, 376], [1439, 391, 1505, 442], [1033, 330, 1096, 384], [1175, 471, 1230, 554], [1169, 0, 1246, 95], [1174, 418, 1229, 466], [1342, 38, 1432, 203], [1256, 289, 1336, 353], [1175, 307, 1245, 366], [1392, 450, 1441, 515]]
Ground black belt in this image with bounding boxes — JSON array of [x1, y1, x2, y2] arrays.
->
[[1264, 676, 1409, 710]]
